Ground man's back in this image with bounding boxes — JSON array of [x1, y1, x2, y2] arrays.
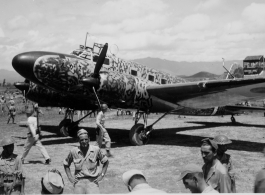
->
[[131, 183, 166, 194]]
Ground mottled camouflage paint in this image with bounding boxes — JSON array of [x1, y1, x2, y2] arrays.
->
[[72, 47, 186, 85], [26, 82, 97, 110], [34, 55, 94, 92]]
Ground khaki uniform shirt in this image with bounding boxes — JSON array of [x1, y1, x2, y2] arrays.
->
[[96, 111, 105, 128], [202, 185, 219, 193], [202, 160, 231, 193], [9, 106, 16, 115], [63, 145, 108, 178], [131, 183, 167, 194], [0, 153, 23, 175], [218, 153, 233, 175], [27, 116, 37, 135], [218, 153, 236, 193]]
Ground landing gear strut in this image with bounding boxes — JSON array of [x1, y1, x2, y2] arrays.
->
[[57, 109, 94, 137], [231, 115, 236, 123], [129, 110, 179, 146]]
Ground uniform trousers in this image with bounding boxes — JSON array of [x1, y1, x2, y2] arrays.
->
[[21, 134, 50, 160], [95, 127, 111, 150], [0, 184, 21, 195], [74, 177, 100, 194]]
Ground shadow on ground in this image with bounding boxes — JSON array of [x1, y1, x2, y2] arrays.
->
[[187, 121, 265, 129], [35, 123, 265, 153]]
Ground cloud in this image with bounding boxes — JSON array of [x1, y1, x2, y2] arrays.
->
[[0, 27, 5, 37], [6, 12, 44, 30], [7, 16, 30, 30], [99, 0, 168, 23], [242, 3, 265, 31], [196, 0, 222, 11]]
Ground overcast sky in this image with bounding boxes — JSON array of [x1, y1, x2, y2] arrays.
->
[[0, 0, 265, 70]]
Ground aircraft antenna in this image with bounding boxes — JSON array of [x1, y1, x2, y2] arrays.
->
[[222, 58, 235, 79], [84, 32, 88, 49]]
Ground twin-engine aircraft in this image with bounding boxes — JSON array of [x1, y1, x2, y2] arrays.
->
[[12, 42, 265, 145]]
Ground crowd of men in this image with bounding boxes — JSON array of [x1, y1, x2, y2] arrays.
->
[[1, 101, 265, 194]]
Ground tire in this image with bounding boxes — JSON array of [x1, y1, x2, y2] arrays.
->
[[58, 119, 71, 137], [129, 123, 149, 146]]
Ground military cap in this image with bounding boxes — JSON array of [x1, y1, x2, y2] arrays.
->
[[77, 129, 88, 137], [201, 138, 218, 150], [0, 137, 15, 147], [213, 135, 232, 145], [122, 169, 145, 186], [101, 104, 108, 110], [177, 164, 203, 181]]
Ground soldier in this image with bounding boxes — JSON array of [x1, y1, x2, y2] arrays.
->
[[122, 169, 166, 193], [21, 108, 51, 165], [63, 129, 109, 194], [8, 97, 15, 106], [201, 138, 231, 193], [96, 104, 112, 157], [177, 164, 218, 193], [41, 169, 64, 194], [0, 136, 25, 195], [7, 101, 16, 124], [0, 95, 6, 114], [213, 135, 236, 193]]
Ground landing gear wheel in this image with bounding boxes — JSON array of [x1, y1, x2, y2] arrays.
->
[[58, 119, 71, 137], [129, 123, 149, 146], [231, 116, 236, 123]]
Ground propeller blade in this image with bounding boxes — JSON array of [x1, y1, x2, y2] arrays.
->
[[94, 43, 108, 76]]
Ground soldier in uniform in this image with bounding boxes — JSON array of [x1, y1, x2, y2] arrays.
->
[[95, 104, 112, 157], [63, 129, 109, 194], [201, 138, 231, 193], [0, 96, 6, 114], [7, 101, 16, 124], [0, 136, 25, 195], [213, 135, 236, 193], [21, 108, 51, 165]]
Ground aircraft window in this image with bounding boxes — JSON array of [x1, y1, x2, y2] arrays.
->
[[161, 79, 167, 84], [93, 43, 103, 55], [131, 70, 137, 76], [148, 74, 155, 82]]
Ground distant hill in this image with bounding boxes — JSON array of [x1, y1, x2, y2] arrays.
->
[[185, 71, 219, 78], [133, 57, 243, 76], [0, 69, 24, 84]]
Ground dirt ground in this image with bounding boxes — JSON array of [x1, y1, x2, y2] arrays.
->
[[0, 109, 265, 194]]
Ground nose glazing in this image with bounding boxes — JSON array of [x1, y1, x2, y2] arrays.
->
[[12, 52, 40, 85]]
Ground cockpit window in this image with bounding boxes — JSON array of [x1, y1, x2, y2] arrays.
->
[[93, 43, 104, 55]]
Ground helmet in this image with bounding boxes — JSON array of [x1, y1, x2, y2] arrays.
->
[[101, 104, 108, 110], [213, 135, 232, 145], [0, 137, 15, 147]]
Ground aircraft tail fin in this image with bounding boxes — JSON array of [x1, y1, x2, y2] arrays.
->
[[225, 63, 244, 79]]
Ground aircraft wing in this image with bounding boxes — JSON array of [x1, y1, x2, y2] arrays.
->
[[224, 105, 265, 113], [147, 78, 265, 108]]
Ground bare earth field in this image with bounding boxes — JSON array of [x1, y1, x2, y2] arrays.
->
[[0, 109, 265, 194]]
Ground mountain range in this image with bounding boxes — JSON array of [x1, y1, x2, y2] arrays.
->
[[133, 57, 242, 76], [0, 57, 243, 84]]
